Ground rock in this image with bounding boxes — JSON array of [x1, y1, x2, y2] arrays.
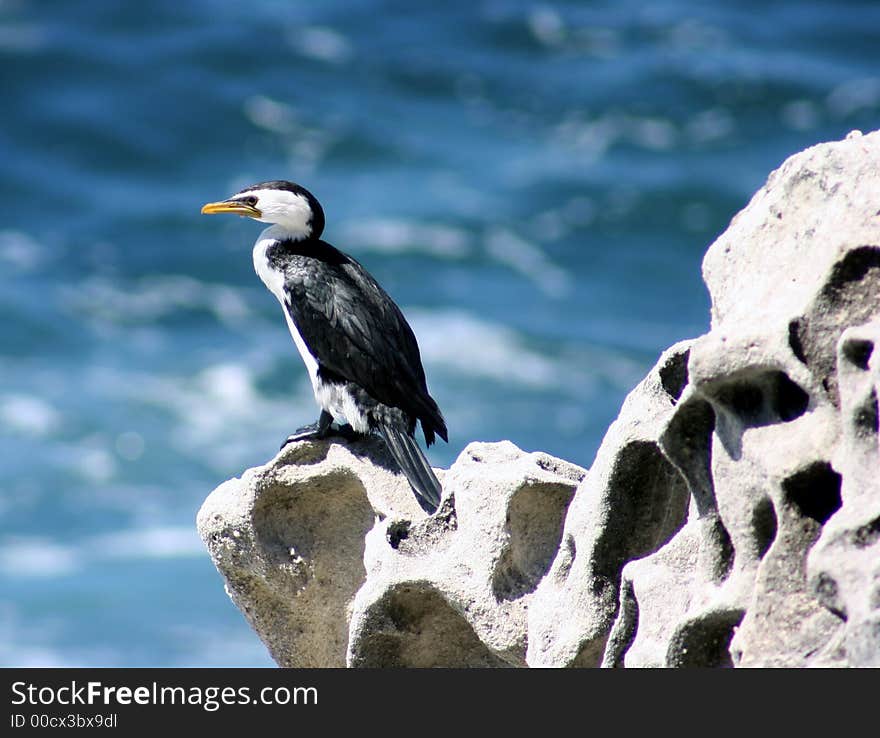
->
[[805, 319, 880, 666], [196, 439, 410, 667], [197, 436, 585, 667], [605, 129, 880, 668], [198, 129, 880, 667], [527, 340, 694, 667]]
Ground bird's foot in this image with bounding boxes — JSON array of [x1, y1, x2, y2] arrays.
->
[[280, 413, 362, 450], [280, 423, 324, 449]]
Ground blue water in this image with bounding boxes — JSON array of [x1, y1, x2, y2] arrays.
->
[[2, 1, 879, 666]]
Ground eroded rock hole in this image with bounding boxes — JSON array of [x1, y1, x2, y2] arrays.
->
[[705, 514, 736, 584], [782, 461, 842, 525], [659, 349, 690, 403], [789, 319, 807, 364], [592, 441, 690, 590], [661, 400, 735, 582], [752, 496, 778, 560], [853, 516, 880, 548], [387, 521, 411, 549], [842, 338, 874, 371], [712, 370, 808, 428], [600, 579, 639, 669], [253, 474, 372, 566], [823, 245, 880, 295], [250, 473, 374, 667], [492, 482, 576, 601], [660, 398, 715, 515], [666, 608, 745, 668], [854, 389, 879, 437], [350, 584, 513, 668], [813, 572, 846, 620], [775, 372, 811, 421], [796, 246, 880, 404]]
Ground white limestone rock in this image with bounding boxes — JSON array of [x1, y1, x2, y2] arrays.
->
[[198, 129, 880, 668], [607, 129, 880, 668], [527, 340, 694, 667], [198, 437, 584, 667]]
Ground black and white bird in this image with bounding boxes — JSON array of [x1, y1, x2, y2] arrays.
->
[[202, 181, 447, 514]]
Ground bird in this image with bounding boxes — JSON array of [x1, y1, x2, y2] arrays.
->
[[201, 180, 447, 514]]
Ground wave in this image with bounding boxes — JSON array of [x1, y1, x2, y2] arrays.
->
[[0, 394, 61, 438], [0, 526, 205, 580], [338, 217, 471, 259], [286, 25, 353, 65], [64, 275, 254, 328], [0, 230, 47, 272]]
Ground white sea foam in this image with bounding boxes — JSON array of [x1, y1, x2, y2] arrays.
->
[[66, 275, 253, 328], [0, 605, 147, 666], [166, 626, 274, 667], [410, 308, 649, 398], [408, 309, 561, 387], [554, 111, 703, 160], [242, 95, 337, 169], [662, 18, 728, 51], [685, 107, 733, 143], [523, 7, 620, 57], [199, 363, 262, 409], [287, 26, 353, 64], [826, 77, 880, 117], [484, 228, 573, 297], [552, 114, 620, 163], [87, 526, 203, 560], [159, 369, 253, 436], [0, 644, 79, 668], [0, 526, 206, 582], [66, 441, 117, 484], [108, 359, 308, 469], [243, 95, 298, 135], [0, 394, 60, 437], [630, 117, 678, 151], [528, 6, 566, 47], [55, 358, 276, 468], [0, 539, 79, 578], [338, 218, 471, 259], [0, 230, 46, 272]]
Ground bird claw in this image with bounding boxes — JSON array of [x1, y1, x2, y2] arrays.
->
[[280, 421, 360, 450], [280, 423, 321, 450]]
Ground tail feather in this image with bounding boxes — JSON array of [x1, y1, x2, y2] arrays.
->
[[378, 423, 442, 514]]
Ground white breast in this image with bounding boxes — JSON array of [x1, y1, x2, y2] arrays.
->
[[252, 227, 320, 388], [252, 227, 370, 434]]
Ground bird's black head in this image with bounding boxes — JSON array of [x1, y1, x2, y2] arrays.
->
[[202, 180, 325, 240]]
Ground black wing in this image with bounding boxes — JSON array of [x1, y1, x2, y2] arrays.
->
[[275, 239, 447, 443]]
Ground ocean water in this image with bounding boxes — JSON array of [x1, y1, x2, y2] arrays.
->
[[2, 0, 879, 666]]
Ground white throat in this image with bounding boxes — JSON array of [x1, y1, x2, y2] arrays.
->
[[251, 189, 313, 239]]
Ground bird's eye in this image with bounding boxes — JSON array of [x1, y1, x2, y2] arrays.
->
[[241, 196, 258, 207]]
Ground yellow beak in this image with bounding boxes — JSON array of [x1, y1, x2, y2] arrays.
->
[[201, 200, 261, 217]]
